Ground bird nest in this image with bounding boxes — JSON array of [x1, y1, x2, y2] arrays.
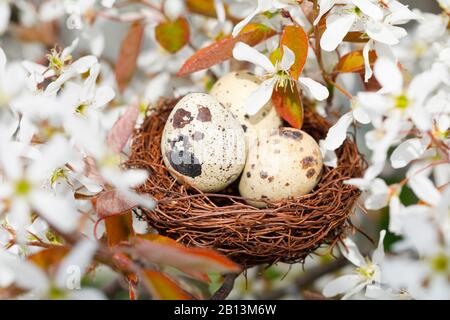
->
[[127, 97, 366, 268]]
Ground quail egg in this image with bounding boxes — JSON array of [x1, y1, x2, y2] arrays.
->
[[210, 71, 282, 144], [239, 127, 323, 207], [161, 93, 247, 192]]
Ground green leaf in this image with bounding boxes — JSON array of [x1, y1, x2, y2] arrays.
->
[[155, 17, 190, 53], [272, 83, 303, 129], [280, 25, 309, 79], [115, 22, 145, 93], [177, 23, 276, 76]]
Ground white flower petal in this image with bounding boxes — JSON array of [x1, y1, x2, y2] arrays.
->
[[366, 21, 399, 46], [362, 40, 374, 82], [352, 0, 383, 21], [245, 78, 277, 115], [323, 274, 362, 298], [298, 77, 329, 101], [408, 172, 442, 207], [323, 112, 353, 150], [320, 13, 356, 52], [232, 42, 275, 73], [319, 140, 338, 168], [279, 45, 296, 71], [341, 237, 366, 267], [0, 1, 11, 35], [55, 239, 98, 289], [352, 107, 370, 124], [30, 191, 79, 234], [231, 0, 272, 36], [390, 137, 430, 169], [374, 57, 403, 95], [372, 230, 386, 265], [314, 0, 335, 25]]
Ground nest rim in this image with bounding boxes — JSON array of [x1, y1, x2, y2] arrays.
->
[[127, 97, 366, 268]]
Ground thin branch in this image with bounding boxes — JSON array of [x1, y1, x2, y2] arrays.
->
[[211, 273, 239, 300]]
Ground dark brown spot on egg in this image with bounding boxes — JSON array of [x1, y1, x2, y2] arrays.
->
[[242, 125, 248, 132], [197, 106, 212, 122], [278, 128, 303, 140], [260, 171, 268, 179], [173, 108, 193, 128], [244, 114, 250, 120], [306, 168, 316, 178], [268, 176, 274, 183], [301, 156, 317, 169], [285, 182, 290, 186], [246, 172, 251, 178]]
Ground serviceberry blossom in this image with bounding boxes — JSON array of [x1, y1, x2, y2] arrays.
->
[[232, 42, 329, 115]]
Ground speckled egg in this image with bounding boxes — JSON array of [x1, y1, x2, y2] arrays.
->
[[161, 93, 247, 192], [210, 71, 282, 144], [239, 127, 323, 207]]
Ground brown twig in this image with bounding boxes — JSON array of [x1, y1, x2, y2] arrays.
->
[[211, 273, 239, 300]]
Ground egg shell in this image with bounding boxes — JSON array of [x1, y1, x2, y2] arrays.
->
[[239, 127, 323, 208], [161, 93, 247, 192], [210, 71, 282, 144]]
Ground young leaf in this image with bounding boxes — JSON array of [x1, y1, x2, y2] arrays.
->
[[344, 32, 370, 43], [177, 23, 276, 76], [115, 22, 145, 93], [334, 50, 377, 73], [141, 270, 193, 300], [106, 103, 140, 153], [95, 190, 137, 217], [131, 236, 241, 274], [104, 212, 135, 247], [155, 17, 190, 54], [280, 25, 309, 79], [28, 246, 70, 273], [272, 83, 304, 129], [186, 0, 239, 22]]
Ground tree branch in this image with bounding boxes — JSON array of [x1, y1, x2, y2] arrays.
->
[[211, 273, 239, 300]]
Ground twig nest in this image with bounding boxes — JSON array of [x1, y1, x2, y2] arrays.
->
[[161, 93, 247, 192], [128, 98, 366, 267], [239, 128, 323, 208], [210, 71, 282, 144]]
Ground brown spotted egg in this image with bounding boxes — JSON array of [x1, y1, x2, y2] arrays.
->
[[161, 93, 247, 192], [210, 71, 282, 145], [239, 127, 323, 208]]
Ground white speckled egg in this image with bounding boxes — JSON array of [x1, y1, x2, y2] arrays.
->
[[161, 93, 247, 192], [210, 71, 282, 144], [239, 127, 323, 208]]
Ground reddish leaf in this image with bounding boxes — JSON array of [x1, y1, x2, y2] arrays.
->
[[141, 270, 193, 300], [115, 22, 145, 93], [272, 84, 303, 129], [280, 25, 309, 79], [136, 235, 210, 282], [334, 50, 377, 73], [104, 212, 135, 247], [14, 21, 59, 47], [95, 190, 137, 217], [131, 236, 241, 274], [186, 0, 238, 22], [177, 23, 276, 76], [28, 246, 70, 273], [106, 103, 140, 153], [344, 32, 370, 43], [155, 17, 190, 54]]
